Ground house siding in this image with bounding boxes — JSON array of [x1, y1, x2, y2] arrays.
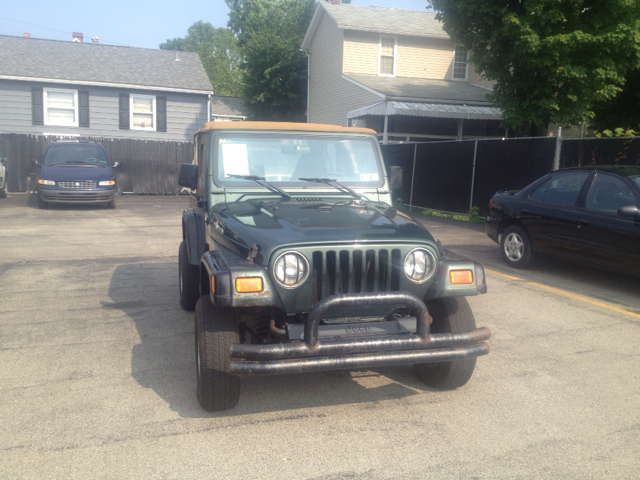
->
[[308, 14, 380, 127], [397, 36, 454, 80], [343, 31, 379, 75], [0, 79, 208, 141], [468, 68, 495, 90]]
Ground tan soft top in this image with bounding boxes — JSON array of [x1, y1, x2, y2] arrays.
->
[[196, 121, 376, 135]]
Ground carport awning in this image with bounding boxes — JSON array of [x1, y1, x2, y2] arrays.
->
[[347, 101, 502, 120]]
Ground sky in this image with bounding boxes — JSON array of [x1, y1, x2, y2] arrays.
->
[[0, 0, 430, 50]]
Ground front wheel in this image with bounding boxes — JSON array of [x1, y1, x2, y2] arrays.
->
[[414, 297, 478, 389], [179, 240, 200, 311], [37, 194, 48, 209], [195, 296, 241, 411], [500, 225, 533, 268]]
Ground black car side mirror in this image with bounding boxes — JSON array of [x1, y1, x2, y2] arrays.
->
[[389, 166, 402, 190], [618, 205, 640, 217], [30, 159, 40, 166], [178, 163, 198, 190], [112, 162, 120, 168]]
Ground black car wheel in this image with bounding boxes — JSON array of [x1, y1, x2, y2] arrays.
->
[[414, 297, 478, 389], [195, 296, 241, 411], [0, 186, 7, 198], [179, 240, 200, 311], [500, 225, 533, 268]]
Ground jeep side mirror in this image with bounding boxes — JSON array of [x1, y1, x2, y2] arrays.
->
[[178, 163, 198, 190], [30, 159, 40, 166], [389, 166, 402, 190], [112, 162, 120, 168], [618, 205, 640, 217]]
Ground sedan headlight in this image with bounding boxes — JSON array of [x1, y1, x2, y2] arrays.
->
[[98, 180, 116, 186], [38, 179, 55, 186], [404, 248, 436, 283], [273, 251, 309, 288]]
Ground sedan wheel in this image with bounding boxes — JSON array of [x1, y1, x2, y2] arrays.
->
[[500, 225, 533, 268]]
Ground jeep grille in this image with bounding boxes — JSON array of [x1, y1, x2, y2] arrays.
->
[[311, 248, 402, 303]]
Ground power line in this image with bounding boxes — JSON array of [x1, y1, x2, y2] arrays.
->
[[0, 16, 130, 46]]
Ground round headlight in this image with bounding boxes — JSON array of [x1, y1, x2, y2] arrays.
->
[[404, 248, 436, 283], [273, 251, 310, 288]]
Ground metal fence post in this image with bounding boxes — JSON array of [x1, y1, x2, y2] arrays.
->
[[553, 126, 562, 170], [409, 143, 417, 211], [469, 140, 478, 214]]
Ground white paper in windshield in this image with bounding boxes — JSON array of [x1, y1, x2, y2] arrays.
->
[[222, 144, 249, 176], [360, 173, 379, 181]]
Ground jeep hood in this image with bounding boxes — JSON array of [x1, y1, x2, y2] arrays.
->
[[211, 199, 435, 265]]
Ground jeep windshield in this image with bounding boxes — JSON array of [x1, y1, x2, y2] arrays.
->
[[212, 134, 383, 189], [43, 145, 109, 167]]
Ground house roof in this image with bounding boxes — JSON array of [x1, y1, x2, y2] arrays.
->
[[0, 35, 213, 95], [211, 96, 247, 118], [344, 74, 492, 105], [302, 3, 448, 50]]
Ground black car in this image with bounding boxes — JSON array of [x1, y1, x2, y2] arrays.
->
[[33, 141, 119, 208], [486, 166, 640, 275]]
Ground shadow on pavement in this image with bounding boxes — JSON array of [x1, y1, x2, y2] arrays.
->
[[106, 262, 421, 418]]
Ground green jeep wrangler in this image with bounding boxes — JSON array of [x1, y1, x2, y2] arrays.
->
[[178, 122, 491, 411]]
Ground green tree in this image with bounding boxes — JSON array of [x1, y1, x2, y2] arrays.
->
[[428, 0, 640, 135], [226, 0, 316, 121], [160, 21, 243, 97]]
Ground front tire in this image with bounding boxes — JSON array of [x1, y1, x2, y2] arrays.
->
[[500, 225, 533, 268], [195, 296, 241, 411], [37, 194, 48, 209], [179, 240, 200, 311], [414, 297, 478, 389]]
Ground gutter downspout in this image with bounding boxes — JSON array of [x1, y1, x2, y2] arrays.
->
[[304, 50, 310, 123], [207, 94, 211, 122]]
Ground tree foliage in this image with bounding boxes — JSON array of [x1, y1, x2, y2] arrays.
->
[[428, 0, 640, 134], [226, 0, 316, 121], [160, 21, 243, 97]]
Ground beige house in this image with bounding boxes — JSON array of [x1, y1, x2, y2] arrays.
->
[[301, 2, 503, 143]]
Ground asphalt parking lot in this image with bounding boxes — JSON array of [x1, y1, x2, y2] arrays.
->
[[1, 194, 639, 479]]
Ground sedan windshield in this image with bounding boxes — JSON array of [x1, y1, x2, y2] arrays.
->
[[213, 134, 383, 188], [43, 145, 109, 166]]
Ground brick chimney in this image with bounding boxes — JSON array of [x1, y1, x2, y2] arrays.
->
[[72, 32, 83, 42], [329, 0, 340, 4], [23, 33, 31, 38]]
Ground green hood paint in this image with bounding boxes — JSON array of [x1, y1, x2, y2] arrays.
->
[[210, 197, 436, 265]]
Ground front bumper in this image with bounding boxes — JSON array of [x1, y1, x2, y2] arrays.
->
[[230, 291, 491, 375], [38, 187, 115, 204]]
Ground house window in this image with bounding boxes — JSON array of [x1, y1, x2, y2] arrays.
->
[[379, 36, 396, 76], [44, 88, 78, 126], [453, 46, 469, 80], [130, 95, 156, 130]]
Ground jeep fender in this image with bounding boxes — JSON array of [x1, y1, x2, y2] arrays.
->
[[182, 210, 206, 266]]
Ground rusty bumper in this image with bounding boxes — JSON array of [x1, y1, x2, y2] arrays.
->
[[230, 291, 491, 375]]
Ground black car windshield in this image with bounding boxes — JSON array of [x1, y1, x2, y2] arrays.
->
[[43, 145, 109, 166], [213, 134, 383, 188]]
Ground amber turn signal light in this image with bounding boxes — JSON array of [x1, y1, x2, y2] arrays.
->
[[235, 277, 263, 293], [211, 276, 216, 293], [450, 270, 474, 284]]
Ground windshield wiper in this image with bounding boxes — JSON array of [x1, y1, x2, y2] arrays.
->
[[226, 174, 291, 200], [299, 177, 363, 200]]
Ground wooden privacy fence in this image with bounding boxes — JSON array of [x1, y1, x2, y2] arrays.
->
[[0, 134, 193, 194], [381, 136, 640, 217]]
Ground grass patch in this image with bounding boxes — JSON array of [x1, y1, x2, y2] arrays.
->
[[395, 200, 485, 224]]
